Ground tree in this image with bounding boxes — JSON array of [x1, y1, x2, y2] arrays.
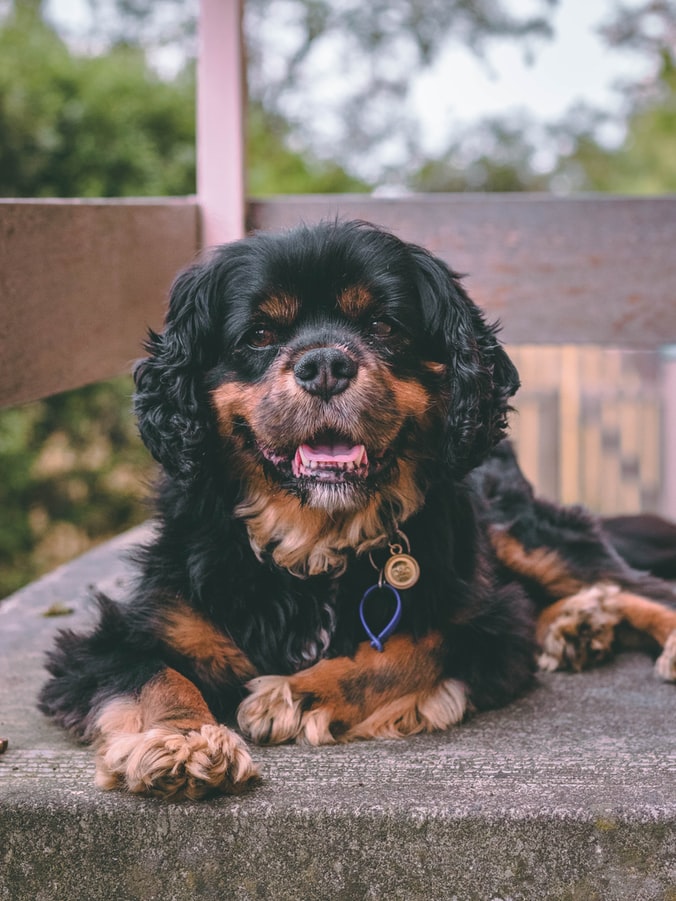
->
[[410, 116, 551, 192], [43, 0, 555, 186], [555, 72, 676, 193], [0, 4, 196, 196], [555, 1, 676, 194], [244, 0, 554, 175]]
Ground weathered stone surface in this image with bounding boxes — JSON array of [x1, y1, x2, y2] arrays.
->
[[1, 525, 674, 901]]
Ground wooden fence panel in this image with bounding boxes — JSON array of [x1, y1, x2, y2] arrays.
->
[[0, 200, 199, 408]]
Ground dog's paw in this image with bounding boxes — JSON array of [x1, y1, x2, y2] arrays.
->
[[654, 629, 676, 682], [237, 674, 467, 746], [538, 584, 622, 673], [237, 676, 334, 746], [96, 723, 260, 800]]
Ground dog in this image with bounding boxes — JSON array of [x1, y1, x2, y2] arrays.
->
[[39, 220, 676, 800]]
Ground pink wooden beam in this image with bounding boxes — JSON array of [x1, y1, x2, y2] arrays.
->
[[661, 348, 676, 519], [197, 0, 245, 248]]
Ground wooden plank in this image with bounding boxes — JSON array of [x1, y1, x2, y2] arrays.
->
[[0, 200, 199, 408], [248, 195, 676, 348]]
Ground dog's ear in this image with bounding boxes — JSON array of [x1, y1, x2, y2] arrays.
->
[[133, 260, 221, 483], [409, 244, 520, 477]]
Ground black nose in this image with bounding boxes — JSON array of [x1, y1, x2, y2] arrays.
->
[[294, 347, 358, 399]]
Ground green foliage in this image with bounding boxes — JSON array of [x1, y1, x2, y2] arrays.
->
[[0, 5, 196, 196], [410, 118, 550, 192], [559, 51, 676, 194], [0, 7, 192, 596], [0, 378, 155, 598], [247, 102, 368, 196], [244, 0, 553, 171]]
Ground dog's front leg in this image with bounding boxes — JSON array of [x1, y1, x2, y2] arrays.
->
[[94, 667, 259, 799], [237, 632, 467, 746]]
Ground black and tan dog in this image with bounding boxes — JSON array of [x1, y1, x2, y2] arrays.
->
[[39, 220, 676, 799]]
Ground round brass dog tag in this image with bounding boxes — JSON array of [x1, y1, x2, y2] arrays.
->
[[383, 553, 420, 590]]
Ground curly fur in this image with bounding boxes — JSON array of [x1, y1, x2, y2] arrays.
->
[[39, 220, 676, 800]]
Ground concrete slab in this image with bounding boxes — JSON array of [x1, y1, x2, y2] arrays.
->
[[1, 525, 675, 901]]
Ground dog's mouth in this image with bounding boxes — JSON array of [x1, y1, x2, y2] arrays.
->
[[259, 431, 388, 484], [293, 439, 368, 480]]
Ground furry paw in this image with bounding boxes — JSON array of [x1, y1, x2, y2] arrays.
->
[[654, 629, 676, 682], [237, 676, 333, 746], [538, 584, 622, 673], [237, 674, 467, 746], [96, 723, 260, 800]]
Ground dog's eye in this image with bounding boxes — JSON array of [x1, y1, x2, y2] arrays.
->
[[368, 320, 394, 339], [247, 327, 280, 348]]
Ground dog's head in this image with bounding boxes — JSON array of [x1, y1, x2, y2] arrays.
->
[[135, 221, 518, 570]]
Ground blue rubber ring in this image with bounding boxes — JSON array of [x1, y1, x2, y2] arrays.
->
[[359, 582, 403, 652]]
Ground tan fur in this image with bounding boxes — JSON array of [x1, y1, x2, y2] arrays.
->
[[337, 285, 373, 318], [606, 591, 676, 682], [655, 629, 676, 682], [537, 584, 622, 673], [93, 669, 259, 799], [257, 292, 301, 326], [537, 583, 676, 679], [346, 679, 467, 741], [237, 674, 465, 746], [237, 633, 454, 745], [209, 332, 438, 575], [210, 380, 264, 442], [422, 360, 448, 376], [211, 358, 433, 450], [605, 591, 676, 645], [490, 528, 586, 598], [162, 600, 257, 684], [235, 457, 425, 576]]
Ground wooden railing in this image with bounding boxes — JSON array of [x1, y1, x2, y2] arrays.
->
[[0, 198, 198, 406], [4, 194, 676, 404]]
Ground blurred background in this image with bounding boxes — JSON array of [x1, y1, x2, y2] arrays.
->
[[1, 0, 675, 597]]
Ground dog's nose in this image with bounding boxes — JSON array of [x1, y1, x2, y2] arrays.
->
[[294, 347, 358, 399]]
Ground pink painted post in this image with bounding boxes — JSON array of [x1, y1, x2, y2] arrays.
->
[[661, 347, 676, 519], [197, 0, 246, 248]]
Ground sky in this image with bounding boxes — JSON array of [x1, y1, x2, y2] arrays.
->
[[414, 0, 649, 147]]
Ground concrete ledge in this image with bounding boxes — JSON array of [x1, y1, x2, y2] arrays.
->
[[1, 525, 675, 901]]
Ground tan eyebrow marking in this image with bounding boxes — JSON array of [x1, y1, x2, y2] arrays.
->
[[337, 285, 374, 319], [257, 293, 301, 326]]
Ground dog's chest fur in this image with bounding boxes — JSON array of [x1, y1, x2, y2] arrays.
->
[[207, 507, 454, 675]]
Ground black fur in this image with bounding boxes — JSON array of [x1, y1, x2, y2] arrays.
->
[[470, 439, 676, 607], [39, 220, 674, 765]]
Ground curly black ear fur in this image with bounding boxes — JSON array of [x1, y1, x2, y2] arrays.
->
[[409, 244, 520, 478], [133, 259, 222, 483]]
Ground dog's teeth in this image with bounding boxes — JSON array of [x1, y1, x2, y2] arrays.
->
[[293, 442, 369, 478]]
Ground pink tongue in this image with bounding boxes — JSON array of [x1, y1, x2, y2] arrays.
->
[[301, 442, 364, 464]]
